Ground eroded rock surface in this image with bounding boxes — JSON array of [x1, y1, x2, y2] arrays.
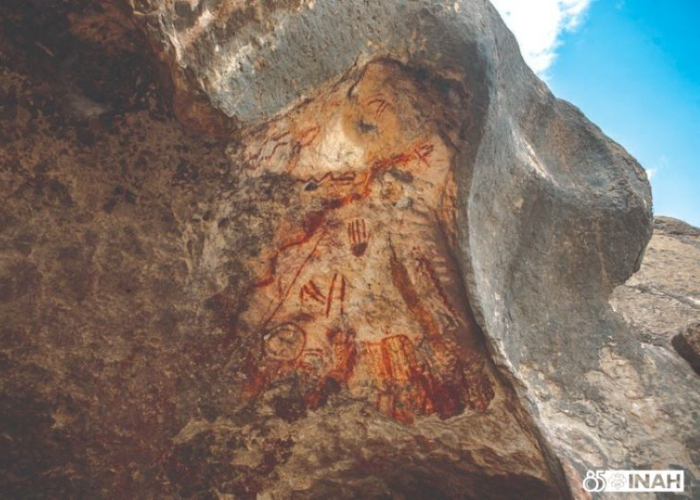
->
[[0, 2, 557, 498], [612, 216, 700, 380], [612, 217, 700, 344], [1, 0, 698, 498]]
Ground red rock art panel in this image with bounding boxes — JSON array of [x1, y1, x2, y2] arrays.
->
[[236, 61, 494, 423]]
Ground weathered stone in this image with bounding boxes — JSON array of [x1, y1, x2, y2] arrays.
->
[[612, 217, 700, 343], [612, 217, 700, 379], [673, 323, 700, 376], [1, 0, 697, 498], [608, 217, 700, 496]]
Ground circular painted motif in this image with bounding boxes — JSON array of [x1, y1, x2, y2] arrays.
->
[[264, 323, 306, 360]]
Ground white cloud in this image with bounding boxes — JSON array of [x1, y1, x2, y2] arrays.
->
[[491, 0, 592, 77], [646, 155, 669, 182]]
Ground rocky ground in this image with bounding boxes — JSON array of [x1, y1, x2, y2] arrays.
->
[[612, 217, 700, 375]]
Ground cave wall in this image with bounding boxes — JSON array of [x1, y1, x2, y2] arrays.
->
[[0, 1, 563, 498], [2, 0, 698, 498]]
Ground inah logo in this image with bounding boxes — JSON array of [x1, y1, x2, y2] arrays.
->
[[582, 470, 685, 493]]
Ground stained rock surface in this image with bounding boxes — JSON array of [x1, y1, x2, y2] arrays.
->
[[0, 0, 698, 499]]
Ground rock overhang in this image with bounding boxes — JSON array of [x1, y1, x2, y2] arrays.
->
[[3, 0, 696, 498]]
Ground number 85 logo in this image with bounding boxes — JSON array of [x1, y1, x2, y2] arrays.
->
[[583, 471, 607, 492]]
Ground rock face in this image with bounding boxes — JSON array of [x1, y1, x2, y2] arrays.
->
[[0, 0, 697, 498], [608, 217, 700, 496], [612, 217, 700, 378], [674, 323, 700, 376], [612, 217, 700, 344]]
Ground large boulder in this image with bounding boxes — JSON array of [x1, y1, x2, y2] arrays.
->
[[0, 0, 696, 498]]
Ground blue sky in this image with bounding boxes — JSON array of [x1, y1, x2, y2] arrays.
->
[[493, 0, 700, 226]]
